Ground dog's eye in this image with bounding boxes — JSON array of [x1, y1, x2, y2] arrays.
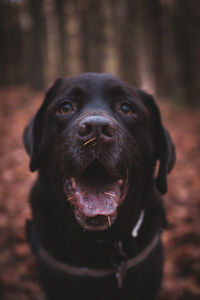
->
[[119, 103, 133, 115], [59, 102, 74, 114]]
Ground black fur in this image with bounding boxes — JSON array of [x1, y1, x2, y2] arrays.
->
[[23, 73, 175, 300]]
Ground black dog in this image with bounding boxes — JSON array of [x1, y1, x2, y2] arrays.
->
[[23, 73, 175, 300]]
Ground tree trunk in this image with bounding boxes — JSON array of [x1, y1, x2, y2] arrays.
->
[[173, 0, 200, 104], [0, 2, 23, 86], [79, 0, 106, 73], [29, 0, 46, 89]]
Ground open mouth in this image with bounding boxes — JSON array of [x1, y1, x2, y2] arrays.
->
[[64, 160, 128, 231]]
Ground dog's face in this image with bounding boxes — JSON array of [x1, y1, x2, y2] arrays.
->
[[24, 73, 175, 233]]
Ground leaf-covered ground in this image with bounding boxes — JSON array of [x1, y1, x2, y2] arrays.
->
[[0, 88, 199, 300]]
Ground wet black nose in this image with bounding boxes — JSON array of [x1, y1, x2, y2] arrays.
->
[[77, 115, 117, 143]]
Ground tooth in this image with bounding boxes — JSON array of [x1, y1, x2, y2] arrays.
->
[[118, 179, 124, 186], [107, 216, 112, 227], [70, 177, 76, 190]]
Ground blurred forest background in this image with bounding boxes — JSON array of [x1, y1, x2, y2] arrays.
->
[[1, 0, 200, 102], [0, 0, 200, 300]]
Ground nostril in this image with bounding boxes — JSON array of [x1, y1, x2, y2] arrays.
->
[[78, 123, 92, 137], [102, 124, 115, 137]]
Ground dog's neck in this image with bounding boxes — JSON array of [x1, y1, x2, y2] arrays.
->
[[31, 178, 163, 268]]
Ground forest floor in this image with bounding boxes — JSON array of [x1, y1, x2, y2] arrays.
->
[[0, 88, 200, 300]]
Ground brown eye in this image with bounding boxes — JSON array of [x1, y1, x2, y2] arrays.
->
[[119, 103, 133, 115], [59, 102, 74, 114]]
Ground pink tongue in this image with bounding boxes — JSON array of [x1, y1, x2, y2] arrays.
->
[[75, 185, 120, 217]]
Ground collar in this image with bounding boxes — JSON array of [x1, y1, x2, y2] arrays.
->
[[38, 232, 160, 288], [28, 210, 160, 288]]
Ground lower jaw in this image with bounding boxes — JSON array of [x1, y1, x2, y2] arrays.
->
[[74, 209, 117, 231]]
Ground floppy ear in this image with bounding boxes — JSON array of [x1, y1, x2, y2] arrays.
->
[[138, 90, 176, 194], [23, 78, 63, 172]]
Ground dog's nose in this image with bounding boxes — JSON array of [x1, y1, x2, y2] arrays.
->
[[77, 115, 117, 143]]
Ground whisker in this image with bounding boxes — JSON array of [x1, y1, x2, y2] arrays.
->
[[104, 192, 117, 198], [126, 168, 129, 185], [83, 215, 87, 224]]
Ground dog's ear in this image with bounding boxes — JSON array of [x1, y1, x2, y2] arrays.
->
[[138, 90, 176, 194], [23, 78, 63, 172]]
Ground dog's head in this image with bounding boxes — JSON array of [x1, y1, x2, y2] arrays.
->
[[24, 73, 175, 233]]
